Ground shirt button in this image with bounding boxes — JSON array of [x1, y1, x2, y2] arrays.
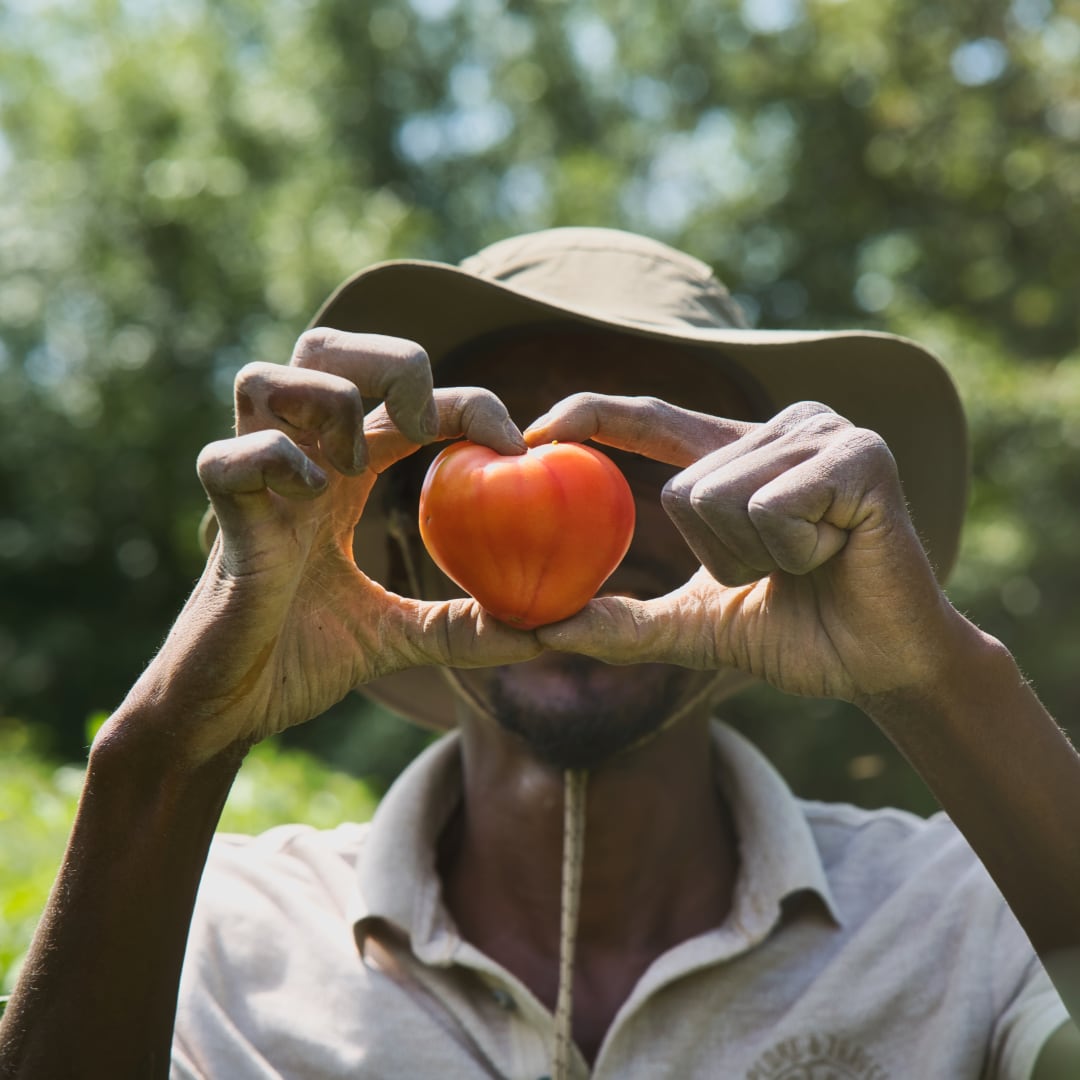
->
[[490, 987, 516, 1011]]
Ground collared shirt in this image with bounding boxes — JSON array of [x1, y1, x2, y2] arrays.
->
[[172, 724, 1067, 1078]]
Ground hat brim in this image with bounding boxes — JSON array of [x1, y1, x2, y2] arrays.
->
[[310, 259, 969, 730]]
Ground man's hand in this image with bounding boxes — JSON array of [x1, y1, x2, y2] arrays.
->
[[526, 395, 962, 705], [102, 329, 541, 767]]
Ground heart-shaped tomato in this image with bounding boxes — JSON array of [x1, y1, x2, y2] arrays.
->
[[418, 440, 636, 629]]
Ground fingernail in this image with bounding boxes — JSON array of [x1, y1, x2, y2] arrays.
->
[[523, 411, 551, 435], [504, 419, 528, 453]]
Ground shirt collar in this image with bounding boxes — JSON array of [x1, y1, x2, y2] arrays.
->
[[352, 721, 841, 962], [710, 722, 843, 939], [352, 733, 465, 965]]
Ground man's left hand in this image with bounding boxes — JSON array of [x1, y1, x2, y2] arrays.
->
[[525, 395, 966, 706]]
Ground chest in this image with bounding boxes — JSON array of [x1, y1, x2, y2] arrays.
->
[[175, 913, 1025, 1080]]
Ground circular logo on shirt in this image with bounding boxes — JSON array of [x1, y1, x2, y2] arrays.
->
[[745, 1033, 890, 1080]]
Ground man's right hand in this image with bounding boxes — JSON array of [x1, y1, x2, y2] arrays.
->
[[98, 328, 541, 768]]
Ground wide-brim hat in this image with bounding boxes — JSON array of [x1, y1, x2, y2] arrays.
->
[[306, 226, 968, 729]]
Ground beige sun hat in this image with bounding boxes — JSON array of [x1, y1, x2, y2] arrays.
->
[[293, 227, 970, 729]]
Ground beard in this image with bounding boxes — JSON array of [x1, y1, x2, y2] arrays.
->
[[481, 653, 712, 772]]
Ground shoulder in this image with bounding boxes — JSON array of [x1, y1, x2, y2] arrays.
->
[[183, 822, 373, 1001], [197, 821, 371, 921], [799, 799, 1010, 926], [802, 798, 975, 873], [796, 800, 1070, 1065], [176, 822, 383, 1074], [208, 820, 371, 867]]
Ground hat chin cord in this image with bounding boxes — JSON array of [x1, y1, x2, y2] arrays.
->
[[553, 767, 588, 1080], [385, 509, 503, 727]]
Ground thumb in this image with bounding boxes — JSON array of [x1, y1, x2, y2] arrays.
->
[[534, 588, 709, 667], [383, 595, 544, 672]]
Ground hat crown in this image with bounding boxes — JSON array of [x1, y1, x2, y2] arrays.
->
[[460, 227, 748, 333]]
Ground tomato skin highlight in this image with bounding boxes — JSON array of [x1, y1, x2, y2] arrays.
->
[[418, 440, 636, 629]]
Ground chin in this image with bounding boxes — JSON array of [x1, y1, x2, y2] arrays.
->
[[481, 654, 707, 772]]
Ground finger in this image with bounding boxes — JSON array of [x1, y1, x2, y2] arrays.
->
[[747, 428, 896, 574], [197, 429, 328, 532], [659, 401, 840, 484], [524, 393, 754, 465], [235, 361, 368, 474], [533, 581, 722, 667], [661, 440, 815, 585], [378, 594, 543, 671], [293, 328, 438, 444], [748, 471, 849, 576], [662, 480, 770, 587], [660, 403, 853, 584], [364, 387, 527, 473]]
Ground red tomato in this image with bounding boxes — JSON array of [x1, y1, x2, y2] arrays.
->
[[418, 440, 636, 629]]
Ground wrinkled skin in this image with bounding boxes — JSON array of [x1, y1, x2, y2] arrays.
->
[[524, 392, 961, 708], [96, 328, 543, 766]]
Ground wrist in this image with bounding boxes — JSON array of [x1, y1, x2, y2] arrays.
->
[[855, 606, 1018, 730], [90, 691, 252, 795]]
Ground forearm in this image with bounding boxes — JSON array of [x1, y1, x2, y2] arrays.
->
[[861, 612, 1080, 966], [0, 704, 246, 1079]]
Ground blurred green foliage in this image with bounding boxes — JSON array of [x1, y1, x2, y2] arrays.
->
[[0, 715, 378, 992], [1, 0, 1079, 823]]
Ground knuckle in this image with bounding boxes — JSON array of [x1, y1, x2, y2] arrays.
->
[[440, 386, 501, 432], [746, 493, 780, 527], [233, 363, 277, 415], [335, 379, 365, 418], [558, 390, 605, 413], [779, 400, 833, 422], [843, 426, 896, 470], [624, 394, 673, 433], [376, 336, 430, 388], [292, 327, 334, 365], [688, 480, 716, 516], [393, 337, 430, 373], [196, 440, 227, 481], [846, 425, 889, 454], [457, 385, 504, 410], [232, 428, 279, 470], [688, 470, 740, 520], [234, 360, 268, 390], [460, 386, 509, 422], [774, 400, 845, 432], [660, 475, 690, 516], [812, 413, 854, 439], [634, 394, 668, 414]]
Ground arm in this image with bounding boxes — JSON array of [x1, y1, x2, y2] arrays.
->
[[862, 623, 1080, 1079], [0, 720, 243, 1079], [0, 330, 538, 1079], [526, 396, 1080, 1054], [860, 615, 1080, 975]]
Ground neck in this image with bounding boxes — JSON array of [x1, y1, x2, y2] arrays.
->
[[439, 709, 738, 1057]]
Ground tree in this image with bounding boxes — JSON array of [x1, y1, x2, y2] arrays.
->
[[2, 0, 1078, 809]]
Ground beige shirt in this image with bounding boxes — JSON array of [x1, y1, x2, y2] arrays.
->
[[173, 724, 1067, 1078]]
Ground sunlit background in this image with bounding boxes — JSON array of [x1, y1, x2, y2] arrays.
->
[[3, 0, 1080, 986]]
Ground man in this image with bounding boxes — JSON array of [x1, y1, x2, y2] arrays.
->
[[1, 227, 1078, 1078]]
